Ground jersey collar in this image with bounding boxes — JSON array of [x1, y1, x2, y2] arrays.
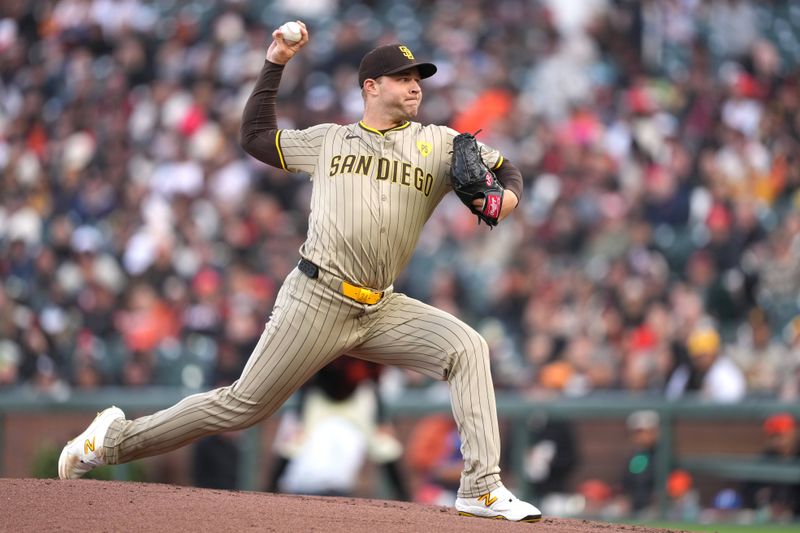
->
[[358, 120, 411, 136]]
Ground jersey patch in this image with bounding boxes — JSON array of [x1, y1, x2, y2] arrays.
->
[[416, 140, 432, 157]]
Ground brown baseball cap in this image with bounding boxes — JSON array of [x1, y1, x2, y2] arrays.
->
[[358, 44, 437, 87]]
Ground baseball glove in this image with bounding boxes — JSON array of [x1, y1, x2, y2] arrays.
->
[[450, 131, 504, 227]]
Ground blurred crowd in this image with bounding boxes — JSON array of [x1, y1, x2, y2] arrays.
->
[[1, 0, 799, 404], [526, 410, 800, 522]]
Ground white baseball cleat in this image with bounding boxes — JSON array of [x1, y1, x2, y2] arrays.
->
[[455, 486, 542, 522], [58, 406, 125, 479]]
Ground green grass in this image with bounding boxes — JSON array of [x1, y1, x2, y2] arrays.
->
[[645, 522, 800, 532]]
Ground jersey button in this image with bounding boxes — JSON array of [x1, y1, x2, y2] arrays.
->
[[380, 228, 387, 234], [381, 195, 387, 201]]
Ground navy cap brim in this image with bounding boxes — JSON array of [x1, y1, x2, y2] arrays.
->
[[381, 62, 437, 80]]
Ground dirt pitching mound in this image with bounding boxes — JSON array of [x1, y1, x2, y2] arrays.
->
[[1, 478, 683, 532]]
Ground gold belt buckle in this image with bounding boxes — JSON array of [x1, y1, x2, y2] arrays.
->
[[341, 281, 383, 305]]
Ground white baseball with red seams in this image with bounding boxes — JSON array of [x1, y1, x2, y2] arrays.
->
[[280, 21, 302, 43]]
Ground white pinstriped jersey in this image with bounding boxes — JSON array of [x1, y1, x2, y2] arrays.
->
[[276, 120, 503, 289]]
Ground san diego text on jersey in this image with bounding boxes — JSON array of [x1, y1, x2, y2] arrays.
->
[[328, 154, 434, 196]]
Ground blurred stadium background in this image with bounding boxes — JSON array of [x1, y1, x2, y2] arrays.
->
[[1, 0, 799, 530]]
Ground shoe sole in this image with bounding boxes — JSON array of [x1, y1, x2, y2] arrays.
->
[[457, 511, 542, 523], [58, 441, 76, 479]]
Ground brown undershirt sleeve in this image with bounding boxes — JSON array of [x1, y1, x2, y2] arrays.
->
[[494, 159, 523, 202], [240, 60, 286, 169]]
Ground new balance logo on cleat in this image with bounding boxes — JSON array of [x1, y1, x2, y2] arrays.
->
[[455, 486, 542, 523], [477, 493, 497, 507], [84, 437, 95, 455]]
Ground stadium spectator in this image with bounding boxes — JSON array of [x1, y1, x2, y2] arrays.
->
[[729, 309, 792, 396], [616, 409, 662, 518], [778, 317, 800, 402], [665, 470, 700, 522], [742, 412, 800, 521], [522, 414, 579, 499], [665, 325, 746, 402], [266, 357, 407, 500], [405, 413, 462, 506], [0, 0, 799, 405], [192, 431, 241, 491]]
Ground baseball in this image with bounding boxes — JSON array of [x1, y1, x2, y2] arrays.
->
[[280, 21, 302, 44]]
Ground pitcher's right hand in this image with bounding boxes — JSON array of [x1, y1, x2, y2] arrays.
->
[[267, 20, 308, 65]]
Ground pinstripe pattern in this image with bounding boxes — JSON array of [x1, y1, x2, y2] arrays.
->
[[349, 293, 501, 497], [102, 120, 507, 498], [280, 121, 500, 290]]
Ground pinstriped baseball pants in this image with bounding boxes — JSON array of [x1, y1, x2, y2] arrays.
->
[[103, 267, 503, 497]]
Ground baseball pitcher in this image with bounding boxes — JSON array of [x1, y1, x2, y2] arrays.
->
[[58, 21, 541, 523]]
